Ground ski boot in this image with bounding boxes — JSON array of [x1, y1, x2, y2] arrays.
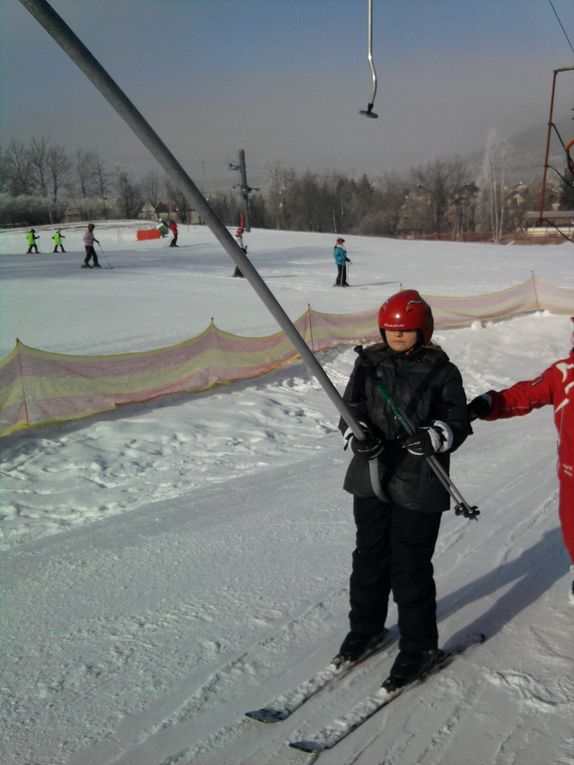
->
[[382, 648, 443, 691], [334, 629, 388, 664]]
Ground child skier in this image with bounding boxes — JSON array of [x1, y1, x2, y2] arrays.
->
[[82, 223, 101, 268], [467, 319, 574, 602], [168, 219, 178, 247], [52, 229, 66, 253], [26, 229, 39, 254], [333, 237, 350, 287], [337, 289, 470, 689]]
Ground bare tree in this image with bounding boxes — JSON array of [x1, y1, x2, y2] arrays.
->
[[4, 139, 33, 196], [0, 145, 7, 193], [46, 144, 71, 204], [206, 191, 238, 225], [29, 137, 50, 199], [477, 129, 509, 242], [412, 157, 471, 235], [165, 179, 191, 223], [115, 168, 142, 219], [141, 170, 164, 213], [74, 149, 98, 215], [379, 172, 409, 236], [93, 152, 110, 217], [265, 162, 295, 230]]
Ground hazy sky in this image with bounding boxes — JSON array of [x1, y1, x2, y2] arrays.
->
[[1, 0, 573, 192]]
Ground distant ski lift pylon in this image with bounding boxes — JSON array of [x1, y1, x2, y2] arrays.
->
[[534, 66, 574, 242]]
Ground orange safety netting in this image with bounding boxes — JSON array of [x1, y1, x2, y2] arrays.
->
[[1, 276, 573, 438]]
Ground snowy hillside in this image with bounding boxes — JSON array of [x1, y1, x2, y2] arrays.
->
[[0, 224, 573, 765]]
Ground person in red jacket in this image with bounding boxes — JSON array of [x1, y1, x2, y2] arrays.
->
[[467, 319, 574, 602], [168, 219, 178, 247]]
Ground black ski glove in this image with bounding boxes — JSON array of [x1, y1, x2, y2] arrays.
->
[[403, 421, 451, 457], [467, 394, 492, 421], [344, 424, 384, 460], [404, 428, 437, 457]]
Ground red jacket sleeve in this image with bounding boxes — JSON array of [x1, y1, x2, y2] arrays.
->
[[486, 368, 554, 420]]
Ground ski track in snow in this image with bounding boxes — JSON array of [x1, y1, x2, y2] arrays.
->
[[1, 226, 573, 765]]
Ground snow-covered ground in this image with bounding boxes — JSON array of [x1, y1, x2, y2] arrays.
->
[[0, 224, 573, 765]]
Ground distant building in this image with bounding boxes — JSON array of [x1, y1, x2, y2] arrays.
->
[[138, 202, 156, 221], [138, 201, 203, 224]]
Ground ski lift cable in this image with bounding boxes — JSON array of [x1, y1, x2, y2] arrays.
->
[[546, 163, 574, 189], [540, 218, 574, 244], [547, 0, 574, 56], [359, 0, 379, 118]]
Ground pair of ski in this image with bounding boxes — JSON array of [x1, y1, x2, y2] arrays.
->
[[245, 631, 485, 753]]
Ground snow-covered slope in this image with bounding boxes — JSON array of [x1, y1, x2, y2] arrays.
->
[[0, 225, 572, 765]]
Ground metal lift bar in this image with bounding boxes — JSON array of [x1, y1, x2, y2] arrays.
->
[[18, 0, 386, 499]]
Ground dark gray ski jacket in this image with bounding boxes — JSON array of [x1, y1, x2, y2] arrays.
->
[[339, 342, 470, 512]]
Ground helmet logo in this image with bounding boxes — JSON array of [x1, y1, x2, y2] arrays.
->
[[405, 299, 423, 313]]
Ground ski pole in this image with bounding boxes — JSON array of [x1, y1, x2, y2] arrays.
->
[[19, 0, 386, 502], [97, 242, 112, 269], [375, 379, 479, 520]]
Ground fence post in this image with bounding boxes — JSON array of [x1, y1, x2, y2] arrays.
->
[[15, 339, 31, 428], [531, 271, 541, 311], [307, 304, 315, 352]]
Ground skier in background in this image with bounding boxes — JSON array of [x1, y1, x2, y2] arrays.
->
[[82, 223, 101, 268], [233, 223, 246, 278], [168, 219, 178, 247], [467, 318, 574, 602], [333, 237, 350, 287], [26, 229, 39, 254], [337, 289, 470, 688], [52, 229, 66, 253]]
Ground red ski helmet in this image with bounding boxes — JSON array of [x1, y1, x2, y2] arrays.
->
[[87, 223, 95, 230], [336, 237, 345, 244], [378, 289, 434, 344]]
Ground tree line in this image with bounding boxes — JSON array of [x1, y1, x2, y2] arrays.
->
[[1, 134, 570, 240]]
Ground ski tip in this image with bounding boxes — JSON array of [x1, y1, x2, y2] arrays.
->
[[289, 740, 324, 753], [245, 708, 288, 723]]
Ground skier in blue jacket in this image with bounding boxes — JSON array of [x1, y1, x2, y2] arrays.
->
[[333, 237, 350, 287]]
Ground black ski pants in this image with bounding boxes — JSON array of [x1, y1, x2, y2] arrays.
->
[[84, 245, 99, 266], [335, 264, 347, 285], [348, 496, 442, 653]]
